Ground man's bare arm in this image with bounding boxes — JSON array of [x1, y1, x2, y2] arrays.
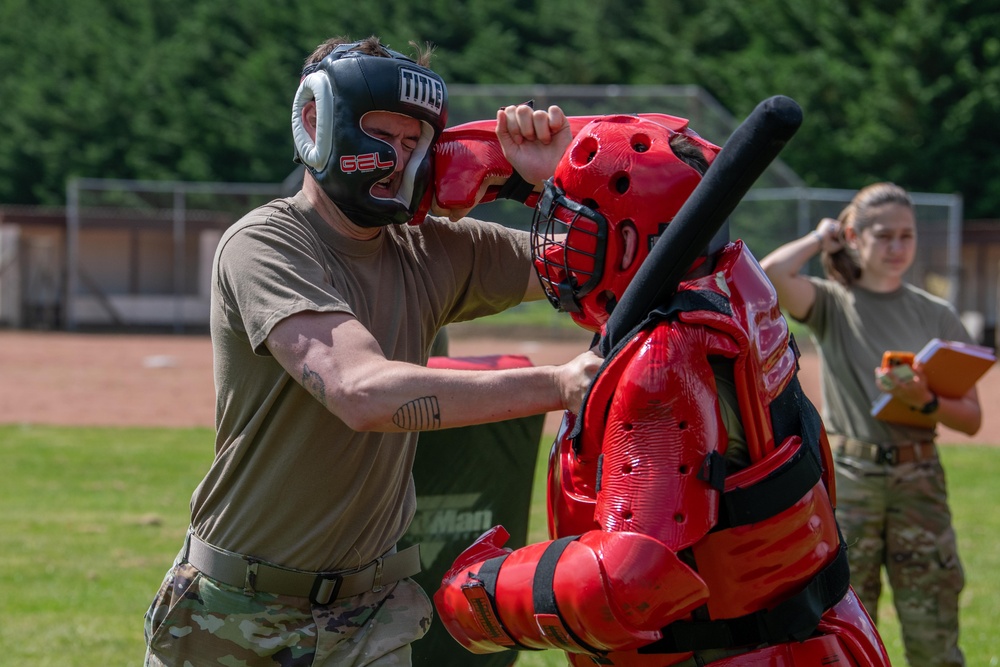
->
[[266, 310, 599, 432]]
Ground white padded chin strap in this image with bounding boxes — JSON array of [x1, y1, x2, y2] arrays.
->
[[291, 72, 333, 170]]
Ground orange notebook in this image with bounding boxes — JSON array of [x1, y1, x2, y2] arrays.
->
[[870, 338, 996, 428]]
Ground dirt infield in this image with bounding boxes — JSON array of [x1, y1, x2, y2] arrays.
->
[[0, 328, 996, 445]]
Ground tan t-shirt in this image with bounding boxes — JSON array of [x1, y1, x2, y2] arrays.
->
[[190, 192, 532, 571], [800, 277, 971, 445]]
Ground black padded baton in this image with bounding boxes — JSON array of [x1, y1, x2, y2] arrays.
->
[[599, 95, 803, 356]]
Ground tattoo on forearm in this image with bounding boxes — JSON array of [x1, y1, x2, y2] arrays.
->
[[302, 364, 326, 406], [393, 396, 442, 431]]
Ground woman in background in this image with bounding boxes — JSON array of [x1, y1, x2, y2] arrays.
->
[[760, 182, 980, 667]]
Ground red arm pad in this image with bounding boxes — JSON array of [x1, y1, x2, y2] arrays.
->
[[433, 120, 515, 211], [434, 529, 709, 655], [431, 113, 698, 213]]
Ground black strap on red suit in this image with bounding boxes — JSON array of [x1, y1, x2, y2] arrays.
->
[[712, 368, 827, 531], [712, 436, 823, 531], [639, 541, 850, 654], [496, 170, 536, 203], [472, 554, 537, 652], [531, 536, 604, 656]]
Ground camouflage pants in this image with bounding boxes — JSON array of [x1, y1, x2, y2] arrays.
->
[[143, 550, 433, 667], [834, 451, 965, 667]]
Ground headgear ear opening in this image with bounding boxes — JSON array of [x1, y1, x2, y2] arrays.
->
[[291, 42, 448, 228]]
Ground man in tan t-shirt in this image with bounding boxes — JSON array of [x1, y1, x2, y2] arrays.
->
[[143, 35, 601, 667]]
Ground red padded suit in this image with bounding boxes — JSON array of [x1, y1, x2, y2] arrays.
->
[[436, 242, 890, 667]]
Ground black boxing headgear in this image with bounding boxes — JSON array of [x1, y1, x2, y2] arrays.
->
[[291, 41, 448, 227]]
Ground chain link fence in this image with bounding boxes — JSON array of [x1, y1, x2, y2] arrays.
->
[[45, 85, 961, 332], [63, 179, 284, 331]]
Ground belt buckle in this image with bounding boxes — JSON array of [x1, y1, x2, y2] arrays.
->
[[310, 572, 343, 605], [371, 557, 385, 594]]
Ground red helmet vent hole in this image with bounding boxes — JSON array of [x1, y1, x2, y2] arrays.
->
[[631, 133, 651, 153], [613, 173, 630, 194], [570, 136, 600, 166]]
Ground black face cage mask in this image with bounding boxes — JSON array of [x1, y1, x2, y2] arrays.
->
[[530, 180, 609, 314]]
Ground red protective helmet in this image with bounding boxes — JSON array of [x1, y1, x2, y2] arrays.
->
[[531, 115, 720, 332]]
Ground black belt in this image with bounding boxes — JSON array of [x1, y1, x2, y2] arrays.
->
[[832, 437, 937, 466], [183, 532, 421, 605]]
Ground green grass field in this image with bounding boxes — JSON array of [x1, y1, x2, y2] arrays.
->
[[1, 424, 998, 666]]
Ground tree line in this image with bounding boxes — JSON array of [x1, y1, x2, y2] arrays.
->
[[1, 0, 997, 219]]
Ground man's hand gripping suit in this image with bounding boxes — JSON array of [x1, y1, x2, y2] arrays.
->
[[436, 244, 890, 666]]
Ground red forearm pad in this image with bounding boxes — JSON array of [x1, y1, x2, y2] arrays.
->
[[537, 531, 708, 652], [433, 120, 512, 210], [435, 526, 516, 654], [436, 530, 709, 655], [431, 113, 699, 214]]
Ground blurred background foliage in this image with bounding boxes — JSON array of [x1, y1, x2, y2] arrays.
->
[[0, 0, 998, 217]]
